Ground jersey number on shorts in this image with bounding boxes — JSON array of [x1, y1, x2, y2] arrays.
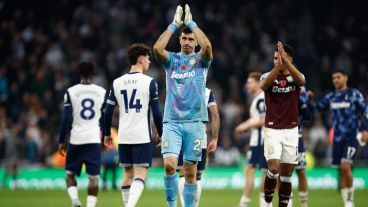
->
[[346, 147, 356, 159], [80, 98, 95, 120], [194, 139, 202, 151], [121, 89, 142, 113]]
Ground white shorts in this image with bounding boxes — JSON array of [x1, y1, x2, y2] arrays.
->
[[264, 127, 299, 164]]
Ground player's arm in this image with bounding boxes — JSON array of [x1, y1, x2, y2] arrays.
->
[[99, 91, 108, 141], [354, 90, 368, 141], [153, 5, 183, 64], [207, 91, 220, 153], [58, 92, 73, 156], [278, 42, 305, 85], [149, 80, 163, 141], [184, 4, 213, 62], [103, 86, 117, 148], [260, 52, 282, 90]]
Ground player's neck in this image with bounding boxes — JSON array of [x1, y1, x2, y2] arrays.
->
[[180, 51, 195, 56], [80, 78, 92, 84], [336, 85, 348, 92], [130, 65, 144, 73], [254, 88, 263, 96]]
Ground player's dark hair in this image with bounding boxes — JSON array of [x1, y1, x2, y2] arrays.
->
[[332, 68, 348, 76], [181, 26, 193, 35], [78, 62, 94, 78], [276, 43, 295, 58], [127, 43, 151, 65], [248, 72, 262, 82]]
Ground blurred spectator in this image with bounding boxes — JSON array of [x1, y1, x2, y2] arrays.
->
[[214, 131, 240, 166]]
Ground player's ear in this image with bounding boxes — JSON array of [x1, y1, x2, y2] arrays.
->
[[289, 56, 293, 63]]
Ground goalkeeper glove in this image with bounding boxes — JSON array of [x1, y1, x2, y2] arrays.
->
[[168, 5, 183, 33], [184, 4, 198, 30]]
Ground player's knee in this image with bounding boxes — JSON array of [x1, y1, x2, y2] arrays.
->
[[164, 162, 176, 175], [88, 175, 99, 186], [268, 166, 279, 175], [184, 170, 196, 181]]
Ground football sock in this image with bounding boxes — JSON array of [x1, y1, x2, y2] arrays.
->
[[194, 180, 202, 207], [164, 174, 178, 207], [279, 176, 292, 207], [121, 185, 131, 206], [86, 195, 97, 207], [264, 170, 278, 203], [67, 186, 79, 202], [239, 195, 250, 207], [184, 183, 197, 207], [178, 176, 185, 207], [126, 178, 145, 207]]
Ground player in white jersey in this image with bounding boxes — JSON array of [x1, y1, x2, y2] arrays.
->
[[58, 62, 106, 207], [153, 4, 214, 207], [177, 88, 220, 207], [104, 43, 163, 207], [235, 72, 268, 207]]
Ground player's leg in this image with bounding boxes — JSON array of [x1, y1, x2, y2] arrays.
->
[[239, 147, 258, 207], [194, 148, 207, 207], [182, 122, 204, 207], [177, 151, 185, 207], [263, 127, 282, 205], [84, 144, 101, 207], [332, 140, 347, 205], [278, 127, 298, 207], [65, 144, 82, 207], [162, 123, 182, 207], [340, 139, 359, 207], [119, 144, 134, 206], [296, 138, 308, 207], [259, 154, 269, 207], [126, 143, 152, 207]]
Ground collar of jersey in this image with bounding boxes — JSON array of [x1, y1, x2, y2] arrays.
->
[[180, 52, 195, 57], [128, 72, 140, 74]]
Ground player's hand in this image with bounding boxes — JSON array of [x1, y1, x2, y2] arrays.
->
[[58, 143, 66, 156], [155, 135, 162, 147], [207, 138, 218, 154], [168, 5, 183, 32], [104, 136, 114, 148], [184, 4, 198, 30], [235, 123, 249, 137], [277, 42, 289, 63]]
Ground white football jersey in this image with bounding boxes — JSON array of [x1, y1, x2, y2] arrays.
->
[[65, 84, 106, 144], [107, 73, 157, 144], [203, 88, 217, 149], [249, 92, 266, 147]]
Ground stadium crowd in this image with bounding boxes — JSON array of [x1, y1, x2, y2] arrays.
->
[[0, 0, 367, 168]]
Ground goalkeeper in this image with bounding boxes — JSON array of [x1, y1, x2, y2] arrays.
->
[[153, 4, 214, 207]]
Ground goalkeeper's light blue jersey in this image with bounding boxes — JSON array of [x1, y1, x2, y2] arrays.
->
[[316, 88, 368, 142], [162, 52, 212, 123]]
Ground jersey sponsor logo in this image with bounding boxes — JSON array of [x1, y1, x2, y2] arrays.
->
[[171, 71, 196, 79], [271, 85, 296, 93], [331, 102, 351, 109]]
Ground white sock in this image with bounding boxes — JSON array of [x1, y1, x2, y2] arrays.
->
[[126, 178, 145, 207], [346, 187, 354, 202], [122, 186, 131, 206], [341, 188, 347, 204], [194, 180, 202, 207], [287, 192, 293, 207], [86, 195, 97, 207], [299, 191, 308, 203], [239, 195, 250, 207], [260, 192, 266, 207], [178, 177, 185, 207], [67, 186, 79, 201]]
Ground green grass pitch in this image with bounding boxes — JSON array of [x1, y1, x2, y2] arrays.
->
[[0, 189, 367, 207]]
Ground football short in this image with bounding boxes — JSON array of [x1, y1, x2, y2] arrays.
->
[[177, 149, 207, 173], [332, 138, 359, 166], [161, 122, 204, 162], [66, 144, 101, 176], [118, 143, 152, 167], [295, 134, 306, 169], [246, 145, 268, 170], [264, 127, 299, 164]]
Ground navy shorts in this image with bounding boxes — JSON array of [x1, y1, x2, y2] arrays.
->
[[118, 143, 152, 168], [247, 146, 268, 170], [296, 136, 306, 169], [177, 149, 207, 173], [66, 144, 101, 176], [332, 138, 359, 166]]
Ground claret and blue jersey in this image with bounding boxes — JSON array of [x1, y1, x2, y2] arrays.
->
[[162, 52, 211, 123], [316, 88, 368, 142]]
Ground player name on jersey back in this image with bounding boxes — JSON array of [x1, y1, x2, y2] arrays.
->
[[67, 84, 106, 144], [111, 73, 155, 144]]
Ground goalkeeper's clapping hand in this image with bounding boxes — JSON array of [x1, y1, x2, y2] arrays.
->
[[167, 5, 183, 33], [184, 4, 198, 30]]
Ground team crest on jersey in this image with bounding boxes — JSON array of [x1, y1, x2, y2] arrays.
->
[[286, 75, 293, 82], [189, 58, 196, 66], [279, 80, 287, 87]]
